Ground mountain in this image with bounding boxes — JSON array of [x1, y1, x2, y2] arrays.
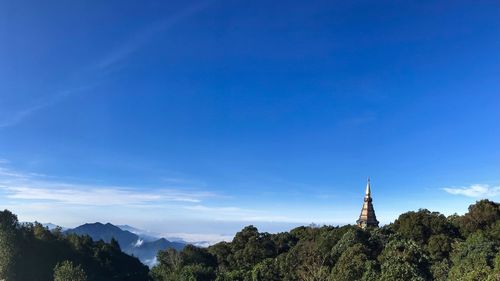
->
[[67, 223, 138, 248], [128, 238, 183, 264], [65, 222, 185, 267], [42, 223, 68, 231], [21, 222, 68, 231], [116, 224, 160, 242]]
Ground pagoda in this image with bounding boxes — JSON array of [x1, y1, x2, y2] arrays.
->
[[356, 178, 379, 228]]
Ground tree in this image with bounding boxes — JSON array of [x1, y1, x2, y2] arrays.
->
[[458, 200, 500, 237], [151, 248, 183, 281], [330, 243, 371, 281], [208, 242, 232, 271], [53, 261, 87, 281], [0, 210, 19, 281], [426, 234, 453, 260], [230, 226, 276, 270], [430, 259, 450, 281], [448, 232, 498, 281], [109, 238, 121, 251], [330, 227, 369, 263], [181, 244, 217, 268], [295, 241, 330, 281], [489, 252, 500, 281], [179, 264, 215, 281], [378, 239, 430, 281], [274, 251, 300, 281], [252, 258, 280, 281], [393, 209, 458, 245]]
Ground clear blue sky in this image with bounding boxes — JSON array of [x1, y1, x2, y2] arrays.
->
[[0, 0, 499, 241]]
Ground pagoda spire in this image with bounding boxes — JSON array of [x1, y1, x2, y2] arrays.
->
[[365, 177, 371, 196], [356, 178, 379, 229]]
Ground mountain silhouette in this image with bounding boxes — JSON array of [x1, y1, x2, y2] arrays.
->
[[65, 222, 185, 266]]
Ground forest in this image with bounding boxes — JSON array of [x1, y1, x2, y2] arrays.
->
[[0, 199, 499, 281]]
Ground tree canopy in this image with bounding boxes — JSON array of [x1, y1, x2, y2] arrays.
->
[[0, 200, 498, 281], [151, 200, 499, 281], [0, 210, 149, 281]]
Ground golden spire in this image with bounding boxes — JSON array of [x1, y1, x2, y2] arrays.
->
[[365, 177, 371, 196]]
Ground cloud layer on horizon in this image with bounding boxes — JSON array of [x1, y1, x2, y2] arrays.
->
[[0, 162, 302, 226]]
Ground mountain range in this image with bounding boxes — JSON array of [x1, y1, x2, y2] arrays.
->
[[65, 222, 185, 266]]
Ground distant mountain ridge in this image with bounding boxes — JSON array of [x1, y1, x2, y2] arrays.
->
[[65, 222, 185, 266], [21, 222, 68, 231], [116, 224, 160, 242], [66, 223, 138, 248]]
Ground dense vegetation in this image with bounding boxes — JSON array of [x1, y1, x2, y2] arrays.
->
[[0, 200, 498, 281], [0, 210, 149, 281], [151, 200, 500, 281]]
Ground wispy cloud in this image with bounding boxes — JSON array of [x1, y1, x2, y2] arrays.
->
[[0, 164, 214, 206], [0, 160, 304, 229], [0, 87, 88, 128], [6, 186, 189, 206], [1, 2, 210, 129], [95, 1, 211, 71], [443, 184, 500, 198]]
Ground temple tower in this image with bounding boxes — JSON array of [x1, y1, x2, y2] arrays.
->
[[356, 178, 379, 228]]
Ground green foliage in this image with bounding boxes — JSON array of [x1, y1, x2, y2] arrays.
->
[[378, 239, 430, 281], [330, 227, 368, 262], [430, 259, 450, 281], [274, 252, 299, 281], [330, 243, 370, 281], [54, 260, 87, 281], [0, 214, 149, 281], [490, 252, 500, 281], [448, 232, 498, 281], [0, 210, 19, 281], [362, 260, 380, 281], [252, 258, 279, 281], [230, 226, 277, 270], [181, 244, 217, 268], [458, 200, 500, 236], [294, 241, 330, 281], [151, 200, 498, 281], [208, 242, 232, 271], [426, 234, 453, 260], [393, 209, 458, 245], [180, 264, 215, 281], [1, 200, 499, 281], [150, 248, 183, 281], [152, 246, 216, 281], [214, 269, 251, 281]]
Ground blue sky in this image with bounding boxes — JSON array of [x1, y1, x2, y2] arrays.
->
[[0, 0, 499, 241]]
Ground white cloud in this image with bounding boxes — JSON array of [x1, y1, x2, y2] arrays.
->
[[134, 238, 144, 247], [443, 184, 500, 198], [0, 164, 214, 206], [162, 232, 233, 246], [5, 186, 160, 205], [0, 161, 308, 230]]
